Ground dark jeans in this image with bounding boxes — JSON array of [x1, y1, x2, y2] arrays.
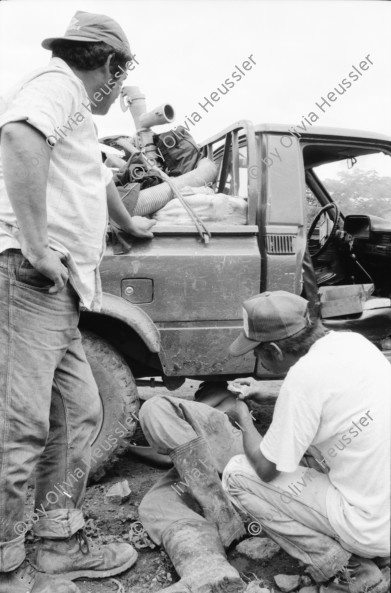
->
[[0, 250, 100, 572]]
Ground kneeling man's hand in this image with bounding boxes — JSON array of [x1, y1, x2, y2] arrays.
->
[[225, 399, 254, 431], [228, 378, 268, 404]]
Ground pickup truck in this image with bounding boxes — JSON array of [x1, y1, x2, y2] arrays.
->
[[81, 121, 391, 479]]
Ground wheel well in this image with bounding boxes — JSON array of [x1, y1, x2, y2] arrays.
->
[[80, 312, 162, 378]]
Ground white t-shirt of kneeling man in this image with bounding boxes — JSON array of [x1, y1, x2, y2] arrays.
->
[[261, 331, 390, 557]]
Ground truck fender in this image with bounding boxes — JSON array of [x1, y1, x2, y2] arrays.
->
[[94, 292, 160, 353]]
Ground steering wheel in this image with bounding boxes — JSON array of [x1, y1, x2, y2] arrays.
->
[[307, 203, 341, 259]]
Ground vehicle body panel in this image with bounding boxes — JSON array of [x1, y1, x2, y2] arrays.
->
[[89, 122, 391, 378]]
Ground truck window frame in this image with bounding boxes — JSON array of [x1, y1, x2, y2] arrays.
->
[[152, 120, 259, 237]]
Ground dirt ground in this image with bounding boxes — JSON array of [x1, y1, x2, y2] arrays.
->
[[22, 380, 388, 593], [75, 379, 302, 593]]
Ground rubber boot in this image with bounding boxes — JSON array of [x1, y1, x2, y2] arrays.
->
[[169, 436, 245, 547], [33, 529, 137, 580], [160, 519, 245, 593], [0, 560, 80, 593], [320, 554, 388, 593]]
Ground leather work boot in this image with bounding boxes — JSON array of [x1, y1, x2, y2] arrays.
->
[[320, 554, 388, 593], [170, 435, 246, 547], [159, 519, 245, 593], [33, 529, 137, 580], [0, 560, 80, 593]]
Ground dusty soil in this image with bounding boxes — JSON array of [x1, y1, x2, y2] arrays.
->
[[21, 380, 331, 592]]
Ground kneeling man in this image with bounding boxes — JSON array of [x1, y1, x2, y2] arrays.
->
[[140, 291, 390, 593]]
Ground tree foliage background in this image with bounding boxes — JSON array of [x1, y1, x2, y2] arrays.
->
[[323, 169, 391, 220]]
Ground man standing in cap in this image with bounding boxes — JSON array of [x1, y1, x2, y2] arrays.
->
[[0, 11, 155, 593], [138, 291, 389, 593]]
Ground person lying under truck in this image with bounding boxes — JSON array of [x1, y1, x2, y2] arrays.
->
[[138, 291, 390, 593], [0, 10, 155, 593]]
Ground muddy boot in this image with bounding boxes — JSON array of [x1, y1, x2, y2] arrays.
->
[[0, 560, 80, 593], [320, 555, 388, 593], [170, 436, 245, 547], [160, 519, 245, 593], [33, 529, 137, 580]]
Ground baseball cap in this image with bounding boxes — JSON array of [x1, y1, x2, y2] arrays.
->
[[42, 11, 133, 60], [229, 291, 310, 357]]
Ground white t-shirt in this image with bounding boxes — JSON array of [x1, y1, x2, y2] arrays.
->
[[0, 58, 112, 310], [261, 331, 390, 556]]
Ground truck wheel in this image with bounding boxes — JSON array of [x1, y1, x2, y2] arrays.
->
[[81, 329, 139, 482]]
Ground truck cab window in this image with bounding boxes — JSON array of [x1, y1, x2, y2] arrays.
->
[[314, 152, 391, 220]]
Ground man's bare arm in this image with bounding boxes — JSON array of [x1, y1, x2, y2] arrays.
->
[[242, 421, 279, 482], [106, 179, 156, 238], [1, 122, 68, 292], [229, 399, 279, 483]]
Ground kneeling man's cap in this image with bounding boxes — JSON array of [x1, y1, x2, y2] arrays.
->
[[42, 11, 133, 60], [229, 291, 310, 357]]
